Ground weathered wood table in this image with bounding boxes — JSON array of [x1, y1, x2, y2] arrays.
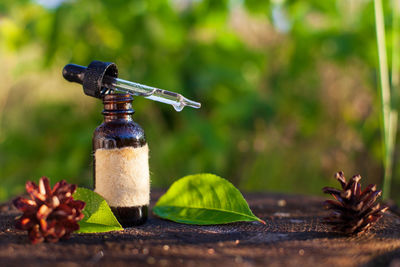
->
[[1, 191, 400, 267]]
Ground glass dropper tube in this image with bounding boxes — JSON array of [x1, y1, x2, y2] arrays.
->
[[102, 76, 201, 112]]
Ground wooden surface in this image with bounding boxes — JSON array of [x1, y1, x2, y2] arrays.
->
[[1, 191, 400, 267]]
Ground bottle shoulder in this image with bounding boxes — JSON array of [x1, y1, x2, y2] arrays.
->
[[94, 120, 144, 134], [93, 120, 146, 149]]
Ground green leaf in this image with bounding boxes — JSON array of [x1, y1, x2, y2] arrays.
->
[[153, 174, 265, 225], [73, 187, 123, 233]]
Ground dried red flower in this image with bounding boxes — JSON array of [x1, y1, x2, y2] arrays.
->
[[323, 171, 388, 235], [13, 177, 85, 244]]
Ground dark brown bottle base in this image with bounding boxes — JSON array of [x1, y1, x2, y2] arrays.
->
[[111, 206, 148, 227]]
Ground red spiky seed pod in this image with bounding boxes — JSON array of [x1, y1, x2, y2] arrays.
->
[[13, 177, 85, 244], [322, 171, 388, 235]]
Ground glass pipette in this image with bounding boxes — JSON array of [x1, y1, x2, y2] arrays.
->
[[101, 76, 201, 112]]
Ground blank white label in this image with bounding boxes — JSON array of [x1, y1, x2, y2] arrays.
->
[[95, 145, 150, 207]]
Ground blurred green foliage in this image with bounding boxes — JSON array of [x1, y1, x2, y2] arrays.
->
[[0, 0, 398, 201]]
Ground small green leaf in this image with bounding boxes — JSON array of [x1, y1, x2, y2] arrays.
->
[[153, 174, 265, 225], [73, 188, 123, 233]]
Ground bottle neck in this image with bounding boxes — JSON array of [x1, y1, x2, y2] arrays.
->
[[102, 94, 134, 122]]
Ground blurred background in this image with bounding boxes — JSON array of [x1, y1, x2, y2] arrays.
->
[[0, 0, 398, 202]]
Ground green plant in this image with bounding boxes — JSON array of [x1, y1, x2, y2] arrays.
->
[[374, 0, 399, 199], [73, 188, 123, 233], [153, 174, 265, 225]]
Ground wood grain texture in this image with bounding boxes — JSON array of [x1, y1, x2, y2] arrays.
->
[[1, 191, 400, 267]]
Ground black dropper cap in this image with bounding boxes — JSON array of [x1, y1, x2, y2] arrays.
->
[[62, 60, 118, 98]]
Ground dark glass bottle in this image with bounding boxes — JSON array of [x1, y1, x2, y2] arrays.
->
[[93, 93, 149, 227]]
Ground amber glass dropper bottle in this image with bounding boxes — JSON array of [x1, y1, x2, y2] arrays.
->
[[93, 93, 149, 227]]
